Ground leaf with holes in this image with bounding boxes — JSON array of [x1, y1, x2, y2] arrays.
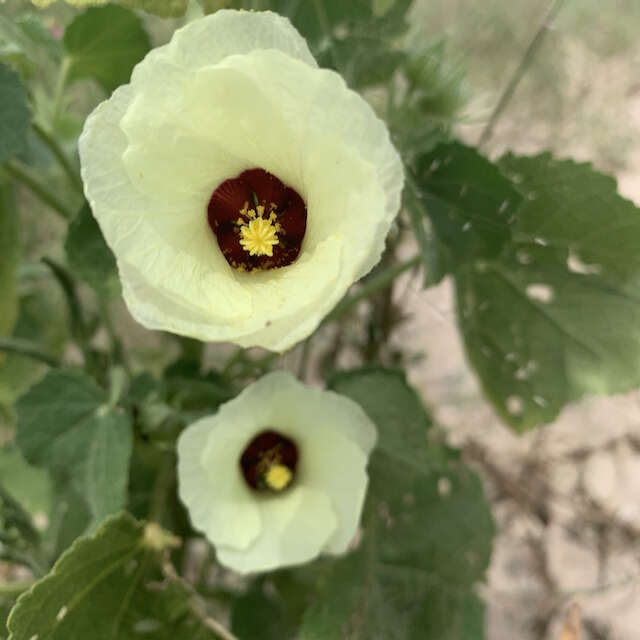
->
[[299, 368, 493, 639], [6, 513, 220, 640], [15, 370, 132, 530], [457, 153, 640, 430], [407, 141, 522, 284], [64, 5, 150, 93]]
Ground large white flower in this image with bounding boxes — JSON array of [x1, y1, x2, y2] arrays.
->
[[176, 371, 377, 574], [79, 9, 403, 351]]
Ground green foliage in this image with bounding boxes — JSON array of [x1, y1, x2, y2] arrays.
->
[[299, 368, 494, 639], [456, 154, 640, 430], [0, 14, 63, 79], [15, 370, 133, 530], [120, 0, 189, 17], [0, 484, 45, 575], [6, 513, 219, 640], [232, 586, 296, 639], [407, 141, 522, 284], [0, 62, 30, 165], [65, 203, 120, 299], [0, 182, 19, 341], [63, 5, 151, 93], [0, 443, 51, 517]]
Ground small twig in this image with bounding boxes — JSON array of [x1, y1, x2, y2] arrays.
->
[[4, 160, 74, 219], [322, 255, 421, 326], [0, 337, 60, 367], [32, 121, 83, 193], [42, 257, 94, 367], [161, 555, 239, 640], [478, 0, 567, 148]]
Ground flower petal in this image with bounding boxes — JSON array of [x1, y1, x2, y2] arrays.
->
[[298, 430, 369, 554], [215, 485, 337, 574], [177, 418, 261, 550], [168, 10, 317, 70]]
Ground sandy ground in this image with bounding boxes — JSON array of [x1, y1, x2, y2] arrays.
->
[[395, 30, 640, 640]]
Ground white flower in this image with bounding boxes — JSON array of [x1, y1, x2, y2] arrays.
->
[[176, 371, 377, 574], [79, 9, 403, 352]]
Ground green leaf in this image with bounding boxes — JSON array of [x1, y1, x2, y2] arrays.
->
[[120, 0, 189, 17], [0, 182, 19, 340], [231, 586, 295, 640], [407, 141, 522, 282], [7, 513, 220, 640], [0, 61, 30, 165], [0, 443, 51, 517], [301, 369, 493, 639], [65, 203, 120, 298], [0, 485, 45, 575], [457, 153, 640, 430], [64, 5, 151, 94], [15, 370, 133, 530]]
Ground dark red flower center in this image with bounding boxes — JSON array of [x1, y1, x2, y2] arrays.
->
[[239, 430, 299, 492], [207, 169, 307, 272]]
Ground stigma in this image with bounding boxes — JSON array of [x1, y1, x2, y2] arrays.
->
[[263, 463, 293, 491], [238, 204, 280, 257]]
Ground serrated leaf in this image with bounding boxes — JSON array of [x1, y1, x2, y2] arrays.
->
[[120, 0, 189, 17], [15, 370, 132, 529], [7, 513, 219, 640], [457, 153, 640, 430], [65, 203, 119, 298], [0, 443, 50, 517], [301, 369, 493, 640], [0, 61, 30, 165], [64, 5, 151, 94], [408, 141, 522, 281]]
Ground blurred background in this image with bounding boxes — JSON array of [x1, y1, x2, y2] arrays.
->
[[404, 1, 640, 638], [1, 0, 640, 638]]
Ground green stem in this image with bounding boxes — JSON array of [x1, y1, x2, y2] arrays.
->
[[32, 121, 83, 193], [99, 298, 131, 375], [52, 57, 71, 127], [0, 337, 60, 367], [42, 257, 94, 366], [322, 255, 421, 326], [148, 455, 174, 525], [478, 0, 567, 148], [4, 160, 74, 219]]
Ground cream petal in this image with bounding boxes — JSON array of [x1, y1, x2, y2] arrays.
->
[[219, 50, 403, 277], [215, 485, 337, 574], [297, 430, 369, 555], [244, 371, 377, 456], [167, 10, 317, 70], [177, 418, 261, 550], [79, 10, 403, 352]]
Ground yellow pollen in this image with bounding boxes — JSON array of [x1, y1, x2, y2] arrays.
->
[[264, 464, 292, 491], [239, 208, 279, 257]]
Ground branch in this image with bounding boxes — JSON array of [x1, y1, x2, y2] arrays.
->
[[478, 0, 567, 148], [3, 160, 74, 219], [0, 337, 60, 367]]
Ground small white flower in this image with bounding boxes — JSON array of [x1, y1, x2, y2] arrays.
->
[[177, 371, 377, 574], [79, 9, 403, 351]]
